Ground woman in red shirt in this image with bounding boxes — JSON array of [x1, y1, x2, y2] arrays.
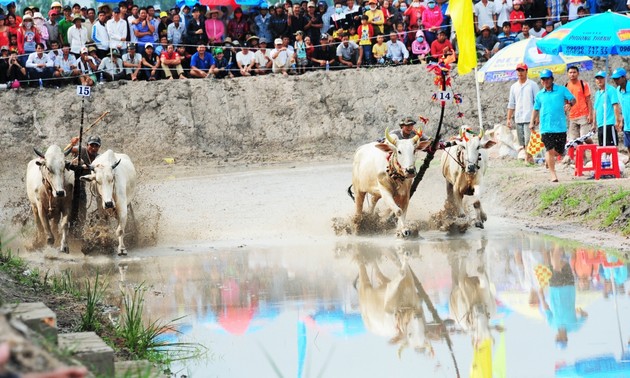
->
[[510, 0, 525, 34]]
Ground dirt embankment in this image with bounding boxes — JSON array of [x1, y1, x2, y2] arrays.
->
[[1, 59, 629, 246]]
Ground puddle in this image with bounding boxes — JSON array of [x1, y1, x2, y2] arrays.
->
[[41, 230, 630, 378]]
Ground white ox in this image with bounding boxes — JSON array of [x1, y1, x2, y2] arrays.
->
[[26, 145, 74, 253], [80, 149, 137, 256], [440, 127, 495, 228], [449, 244, 497, 348], [357, 259, 431, 356], [351, 129, 430, 236]]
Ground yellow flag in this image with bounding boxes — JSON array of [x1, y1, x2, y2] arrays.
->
[[448, 0, 477, 75]]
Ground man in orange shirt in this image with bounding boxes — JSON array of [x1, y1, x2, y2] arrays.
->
[[566, 65, 593, 143]]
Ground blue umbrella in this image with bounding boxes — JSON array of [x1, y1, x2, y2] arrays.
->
[[536, 11, 630, 153], [536, 11, 630, 56]]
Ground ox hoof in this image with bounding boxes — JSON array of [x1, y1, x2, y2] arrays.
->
[[117, 249, 127, 256], [475, 221, 484, 229]]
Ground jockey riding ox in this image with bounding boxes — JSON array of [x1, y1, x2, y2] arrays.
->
[[350, 128, 431, 237], [26, 145, 74, 253], [440, 127, 495, 228], [80, 149, 137, 256]]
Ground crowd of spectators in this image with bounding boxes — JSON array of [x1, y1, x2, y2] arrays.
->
[[0, 0, 627, 88]]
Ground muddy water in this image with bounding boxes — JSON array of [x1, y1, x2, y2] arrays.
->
[[21, 164, 630, 377]]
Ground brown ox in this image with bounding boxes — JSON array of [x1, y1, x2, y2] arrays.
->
[[440, 127, 496, 228]]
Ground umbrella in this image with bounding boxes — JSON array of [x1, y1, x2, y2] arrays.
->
[[199, 0, 239, 7], [476, 37, 592, 83], [537, 10, 630, 149]]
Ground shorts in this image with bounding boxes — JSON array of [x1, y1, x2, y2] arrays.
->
[[568, 116, 591, 141], [541, 132, 567, 155], [624, 130, 630, 148], [549, 263, 575, 287], [597, 125, 618, 146], [296, 57, 308, 66]]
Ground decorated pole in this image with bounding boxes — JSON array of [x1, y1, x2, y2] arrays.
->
[[70, 85, 92, 229], [409, 64, 449, 199]]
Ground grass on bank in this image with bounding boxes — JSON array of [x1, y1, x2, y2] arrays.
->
[[535, 183, 630, 234], [0, 235, 204, 372]]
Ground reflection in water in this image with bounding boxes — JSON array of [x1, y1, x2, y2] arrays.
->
[[42, 232, 630, 377], [355, 248, 431, 356]]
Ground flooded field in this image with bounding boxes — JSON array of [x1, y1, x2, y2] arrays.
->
[[15, 163, 630, 377]]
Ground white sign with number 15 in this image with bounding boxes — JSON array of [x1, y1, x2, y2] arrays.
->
[[76, 85, 91, 97]]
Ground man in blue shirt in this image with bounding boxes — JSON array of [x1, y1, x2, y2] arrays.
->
[[190, 43, 215, 78], [530, 69, 576, 182], [593, 70, 621, 147], [612, 67, 630, 152]]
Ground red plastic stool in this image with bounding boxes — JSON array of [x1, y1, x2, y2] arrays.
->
[[594, 146, 621, 180], [574, 144, 598, 177]]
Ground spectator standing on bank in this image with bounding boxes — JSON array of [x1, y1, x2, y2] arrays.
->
[[507, 63, 539, 164], [529, 69, 576, 182], [67, 15, 88, 57], [565, 65, 593, 143], [107, 7, 128, 55], [167, 14, 185, 46], [612, 68, 630, 153], [592, 70, 621, 148]]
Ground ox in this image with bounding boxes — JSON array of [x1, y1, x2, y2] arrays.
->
[[80, 149, 136, 256], [449, 242, 498, 348], [351, 128, 430, 237], [26, 145, 73, 253], [440, 127, 495, 228], [357, 258, 431, 356]]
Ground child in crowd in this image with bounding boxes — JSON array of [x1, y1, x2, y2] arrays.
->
[[395, 23, 407, 47], [348, 26, 359, 43], [372, 34, 388, 64], [542, 21, 554, 37], [357, 15, 374, 67], [294, 30, 307, 74], [510, 0, 525, 34], [411, 29, 430, 64]]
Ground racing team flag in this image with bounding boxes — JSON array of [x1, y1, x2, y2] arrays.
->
[[448, 0, 477, 75]]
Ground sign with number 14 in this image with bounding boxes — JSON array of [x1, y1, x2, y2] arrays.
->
[[434, 91, 452, 101]]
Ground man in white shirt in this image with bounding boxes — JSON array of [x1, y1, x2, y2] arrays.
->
[[271, 38, 291, 76], [507, 63, 540, 163], [474, 0, 497, 34], [254, 38, 272, 75], [236, 43, 255, 76], [53, 44, 81, 80], [25, 43, 54, 86], [121, 43, 142, 80], [127, 5, 140, 43], [107, 7, 128, 56], [68, 15, 88, 56], [47, 40, 62, 66], [494, 0, 513, 31], [385, 32, 408, 64], [98, 48, 125, 81], [91, 10, 109, 58]]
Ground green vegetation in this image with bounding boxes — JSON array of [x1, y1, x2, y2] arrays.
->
[[537, 185, 568, 213], [80, 271, 108, 332], [116, 284, 203, 366]]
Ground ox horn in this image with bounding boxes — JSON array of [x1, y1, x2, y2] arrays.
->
[[411, 126, 423, 144], [459, 127, 464, 139], [478, 128, 485, 139], [33, 147, 45, 158], [111, 159, 121, 170], [385, 127, 397, 145]]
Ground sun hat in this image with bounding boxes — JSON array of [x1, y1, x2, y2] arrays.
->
[[80, 46, 88, 54], [160, 11, 168, 17], [145, 42, 154, 48], [594, 70, 607, 78], [214, 47, 224, 54], [274, 38, 283, 45], [539, 69, 553, 79], [480, 24, 490, 32], [51, 1, 62, 8], [516, 62, 528, 70], [611, 67, 627, 79]]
